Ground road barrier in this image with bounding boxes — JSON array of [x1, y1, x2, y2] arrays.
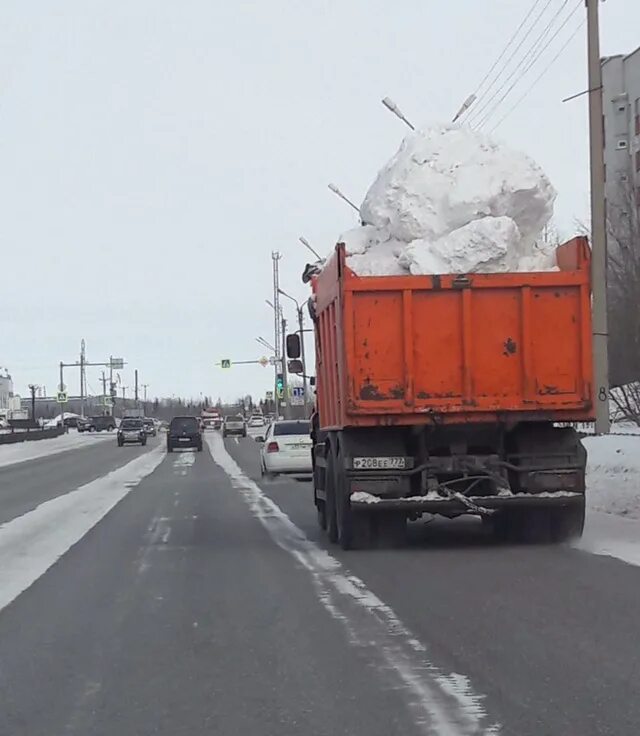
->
[[0, 426, 65, 445]]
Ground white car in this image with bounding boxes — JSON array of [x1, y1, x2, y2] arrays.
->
[[248, 415, 265, 428], [260, 419, 312, 478]]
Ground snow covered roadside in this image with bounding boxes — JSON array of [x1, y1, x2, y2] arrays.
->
[[0, 445, 165, 613], [584, 434, 640, 520], [574, 433, 640, 567], [0, 432, 107, 470]]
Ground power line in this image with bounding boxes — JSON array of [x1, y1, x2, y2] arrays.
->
[[488, 20, 585, 133], [472, 0, 547, 97], [473, 0, 583, 129], [464, 0, 558, 124], [467, 0, 583, 123]]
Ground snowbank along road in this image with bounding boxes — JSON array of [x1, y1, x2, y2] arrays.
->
[[1, 431, 640, 735]]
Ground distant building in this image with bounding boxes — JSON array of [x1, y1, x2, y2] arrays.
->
[[0, 368, 14, 411], [601, 46, 640, 213]]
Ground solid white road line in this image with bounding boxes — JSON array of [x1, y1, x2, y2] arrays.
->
[[0, 446, 165, 613], [207, 432, 500, 736]]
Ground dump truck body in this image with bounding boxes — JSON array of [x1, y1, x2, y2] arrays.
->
[[313, 237, 593, 430], [308, 237, 593, 549]]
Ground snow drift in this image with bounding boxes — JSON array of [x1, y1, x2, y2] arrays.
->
[[339, 125, 557, 276]]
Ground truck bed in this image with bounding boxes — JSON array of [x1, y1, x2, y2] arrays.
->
[[313, 237, 593, 430]]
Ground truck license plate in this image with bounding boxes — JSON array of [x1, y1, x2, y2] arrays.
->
[[353, 456, 406, 470]]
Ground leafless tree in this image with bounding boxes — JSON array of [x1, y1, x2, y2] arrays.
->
[[606, 178, 640, 424]]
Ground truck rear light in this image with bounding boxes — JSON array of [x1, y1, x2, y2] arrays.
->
[[267, 441, 279, 453]]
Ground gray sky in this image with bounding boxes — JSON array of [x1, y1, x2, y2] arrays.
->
[[2, 0, 638, 401]]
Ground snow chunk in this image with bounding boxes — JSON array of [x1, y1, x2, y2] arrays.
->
[[344, 124, 557, 276], [400, 216, 521, 275], [361, 125, 555, 246], [346, 243, 409, 276]]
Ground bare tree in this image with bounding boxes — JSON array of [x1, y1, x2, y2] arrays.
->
[[606, 178, 640, 424]]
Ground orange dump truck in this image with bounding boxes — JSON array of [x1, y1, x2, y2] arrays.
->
[[300, 237, 593, 549]]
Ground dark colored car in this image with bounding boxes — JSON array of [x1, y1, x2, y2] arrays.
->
[[78, 415, 116, 433], [117, 418, 147, 447], [167, 416, 203, 452]]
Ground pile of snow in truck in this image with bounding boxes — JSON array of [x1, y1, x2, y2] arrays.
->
[[337, 124, 558, 276]]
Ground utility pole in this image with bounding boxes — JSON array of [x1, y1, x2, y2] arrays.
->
[[281, 317, 288, 419], [28, 384, 37, 423], [79, 339, 86, 418], [122, 386, 127, 401], [134, 369, 139, 405], [296, 306, 309, 415], [586, 0, 610, 434], [109, 356, 114, 417], [101, 371, 107, 397], [141, 383, 149, 402], [272, 252, 283, 416]]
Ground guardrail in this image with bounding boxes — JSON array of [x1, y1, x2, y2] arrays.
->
[[0, 426, 66, 445]]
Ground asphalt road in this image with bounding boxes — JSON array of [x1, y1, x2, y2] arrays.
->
[[0, 431, 156, 525], [1, 432, 640, 735]]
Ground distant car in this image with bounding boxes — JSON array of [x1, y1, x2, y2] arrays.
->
[[260, 420, 312, 479], [78, 415, 116, 433], [117, 418, 147, 446], [167, 416, 203, 452], [248, 415, 265, 428], [201, 414, 221, 431], [223, 414, 247, 438], [142, 418, 157, 437]]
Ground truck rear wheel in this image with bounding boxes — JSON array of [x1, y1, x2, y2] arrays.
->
[[316, 500, 327, 530], [550, 498, 585, 542], [333, 446, 371, 550], [373, 513, 407, 548], [492, 509, 550, 544], [325, 447, 338, 544]]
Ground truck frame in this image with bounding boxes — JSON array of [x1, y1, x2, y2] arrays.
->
[[305, 237, 593, 549]]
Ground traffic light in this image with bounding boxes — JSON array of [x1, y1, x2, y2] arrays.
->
[[276, 373, 284, 399]]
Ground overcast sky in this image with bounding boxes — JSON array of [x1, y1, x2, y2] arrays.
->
[[2, 0, 638, 401]]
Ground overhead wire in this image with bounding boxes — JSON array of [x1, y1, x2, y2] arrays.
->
[[466, 0, 578, 128], [488, 19, 585, 133], [463, 0, 558, 124], [471, 0, 547, 98], [475, 0, 583, 129]]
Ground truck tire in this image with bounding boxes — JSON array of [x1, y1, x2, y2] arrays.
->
[[550, 498, 585, 542], [494, 509, 551, 544], [333, 445, 371, 550], [518, 509, 551, 544], [325, 446, 338, 544], [316, 500, 327, 530], [374, 513, 407, 549]]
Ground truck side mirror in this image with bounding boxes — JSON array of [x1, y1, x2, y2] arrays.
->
[[286, 333, 301, 359], [309, 376, 316, 387], [288, 359, 303, 375]]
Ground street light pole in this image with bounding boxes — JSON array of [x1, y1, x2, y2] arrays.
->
[[256, 337, 276, 353], [327, 183, 360, 215], [299, 236, 322, 260], [279, 288, 310, 415], [281, 317, 288, 419], [586, 0, 610, 434], [381, 97, 415, 130]]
